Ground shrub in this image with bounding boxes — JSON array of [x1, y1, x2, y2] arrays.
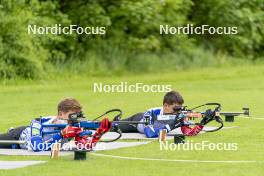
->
[[190, 0, 264, 59]]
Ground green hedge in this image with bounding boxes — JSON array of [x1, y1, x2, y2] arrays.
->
[[0, 0, 263, 78], [191, 0, 264, 58]]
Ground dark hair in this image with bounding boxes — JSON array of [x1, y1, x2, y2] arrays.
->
[[163, 91, 184, 105], [57, 98, 82, 113]]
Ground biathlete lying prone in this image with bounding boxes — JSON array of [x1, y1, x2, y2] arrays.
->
[[116, 91, 214, 138], [0, 98, 111, 151], [0, 91, 217, 151]]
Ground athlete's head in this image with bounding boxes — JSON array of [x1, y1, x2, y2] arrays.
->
[[57, 98, 82, 120], [163, 91, 184, 114]]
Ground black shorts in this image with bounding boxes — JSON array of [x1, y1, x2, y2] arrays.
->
[[117, 113, 144, 133], [0, 126, 27, 148]]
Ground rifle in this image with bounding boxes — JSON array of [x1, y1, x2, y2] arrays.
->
[[0, 109, 149, 147], [188, 103, 249, 122], [42, 109, 150, 142], [160, 103, 249, 132], [219, 108, 249, 122]]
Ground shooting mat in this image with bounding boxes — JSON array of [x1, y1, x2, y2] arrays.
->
[[102, 126, 237, 140], [0, 126, 236, 156], [0, 141, 150, 156], [0, 161, 46, 170]]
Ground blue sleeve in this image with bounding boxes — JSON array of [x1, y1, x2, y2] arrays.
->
[[30, 120, 62, 152], [144, 125, 171, 138], [144, 126, 159, 138]]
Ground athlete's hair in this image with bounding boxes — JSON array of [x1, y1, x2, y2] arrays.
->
[[57, 98, 82, 113], [163, 91, 184, 105]]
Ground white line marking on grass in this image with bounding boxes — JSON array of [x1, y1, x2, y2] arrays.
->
[[91, 153, 263, 164], [240, 117, 264, 120]]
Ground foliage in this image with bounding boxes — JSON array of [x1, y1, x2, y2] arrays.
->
[[0, 0, 263, 78], [191, 0, 264, 58], [0, 0, 72, 78]]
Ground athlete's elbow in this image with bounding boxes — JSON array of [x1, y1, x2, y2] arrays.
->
[[30, 136, 43, 152]]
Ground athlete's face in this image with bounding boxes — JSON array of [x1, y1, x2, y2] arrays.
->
[[163, 103, 182, 114]]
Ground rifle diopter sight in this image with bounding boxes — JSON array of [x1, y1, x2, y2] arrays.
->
[[68, 111, 86, 124], [172, 106, 187, 114]]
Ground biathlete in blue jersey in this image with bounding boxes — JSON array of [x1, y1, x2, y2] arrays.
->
[[0, 98, 111, 151], [117, 91, 209, 138]]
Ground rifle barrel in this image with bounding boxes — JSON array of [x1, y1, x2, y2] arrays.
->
[[112, 121, 147, 125], [219, 112, 247, 116], [41, 120, 148, 132]]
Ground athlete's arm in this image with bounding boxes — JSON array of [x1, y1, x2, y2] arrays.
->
[[181, 125, 204, 136], [74, 118, 111, 149], [30, 120, 62, 152], [180, 110, 215, 136]]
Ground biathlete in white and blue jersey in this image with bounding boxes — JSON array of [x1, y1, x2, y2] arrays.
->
[[0, 98, 111, 151], [117, 91, 207, 137]]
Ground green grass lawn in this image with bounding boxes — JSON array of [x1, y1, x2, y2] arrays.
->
[[0, 65, 264, 176]]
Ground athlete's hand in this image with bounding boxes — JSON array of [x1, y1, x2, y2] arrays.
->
[[185, 112, 202, 118], [97, 118, 112, 135], [61, 126, 83, 138], [200, 109, 215, 125]]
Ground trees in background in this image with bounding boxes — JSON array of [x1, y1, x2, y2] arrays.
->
[[0, 0, 263, 78]]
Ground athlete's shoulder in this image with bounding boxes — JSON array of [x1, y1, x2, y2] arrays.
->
[[37, 116, 56, 124], [145, 107, 163, 116]]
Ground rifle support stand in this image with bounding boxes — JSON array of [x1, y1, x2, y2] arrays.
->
[[159, 129, 167, 142], [225, 116, 234, 122], [174, 134, 185, 144], [51, 143, 60, 159], [74, 150, 87, 160]]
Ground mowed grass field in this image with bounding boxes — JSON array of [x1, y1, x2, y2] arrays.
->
[[0, 65, 264, 176]]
